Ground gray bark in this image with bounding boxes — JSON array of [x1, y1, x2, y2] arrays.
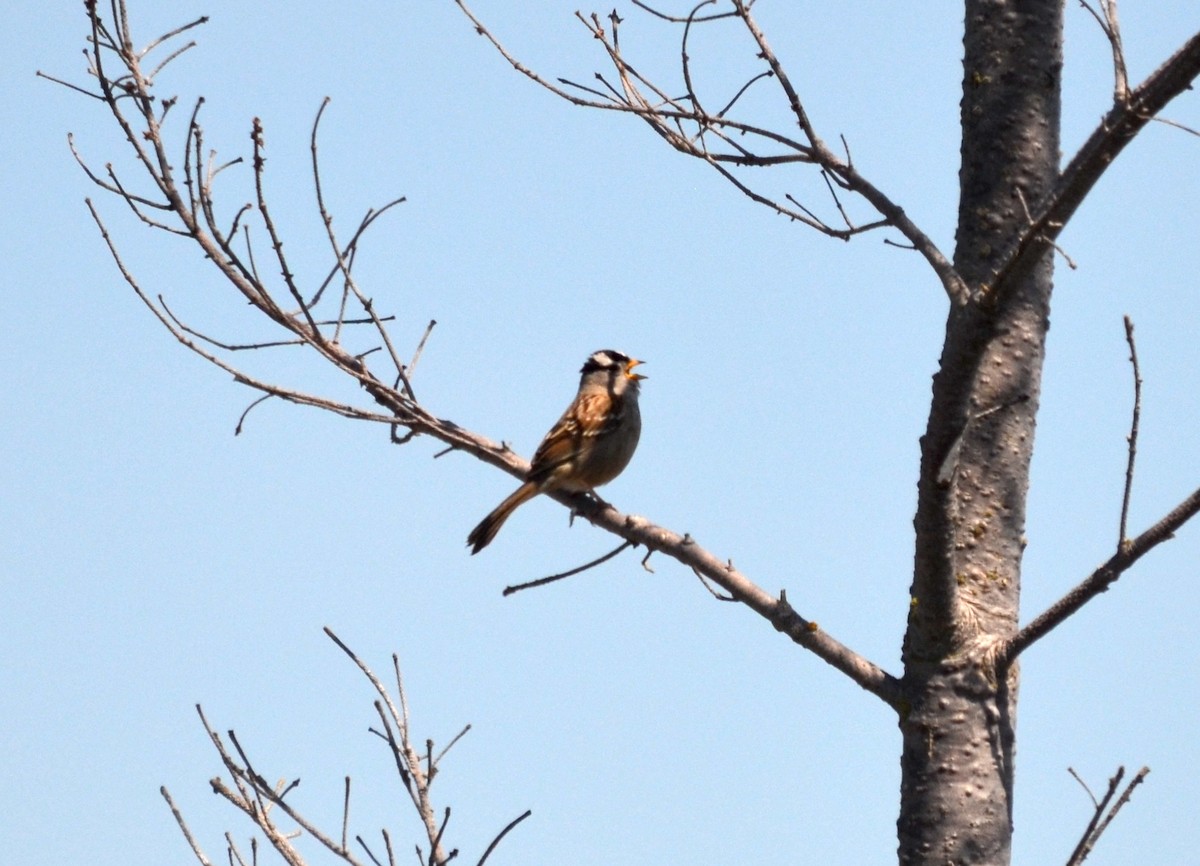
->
[[898, 1, 1062, 863]]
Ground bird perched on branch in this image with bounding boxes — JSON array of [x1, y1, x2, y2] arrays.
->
[[467, 349, 646, 554]]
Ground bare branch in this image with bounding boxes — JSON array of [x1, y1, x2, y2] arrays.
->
[[475, 810, 532, 866], [1079, 0, 1129, 103], [251, 118, 323, 341], [383, 829, 397, 866], [184, 626, 515, 866], [309, 197, 408, 310], [1003, 484, 1200, 663], [161, 787, 216, 866], [1065, 765, 1150, 866], [503, 540, 635, 595], [84, 200, 413, 428], [453, 0, 967, 302], [1066, 766, 1122, 866], [431, 808, 451, 863], [145, 38, 198, 83], [406, 319, 437, 382], [1015, 186, 1077, 270], [309, 97, 414, 399], [729, 1, 966, 300], [1067, 766, 1102, 808], [357, 835, 387, 866], [715, 69, 772, 118], [433, 724, 472, 768], [235, 394, 273, 436], [694, 566, 736, 601], [37, 69, 104, 99], [66, 0, 902, 707], [140, 14, 209, 59], [323, 628, 451, 863], [1150, 114, 1200, 137], [1118, 316, 1142, 548], [983, 27, 1200, 307], [679, 2, 714, 120], [631, 0, 739, 25]]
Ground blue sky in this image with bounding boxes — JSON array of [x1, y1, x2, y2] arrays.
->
[[4, 2, 1200, 864]]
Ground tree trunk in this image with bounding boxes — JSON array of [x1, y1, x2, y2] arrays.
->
[[898, 1, 1062, 863]]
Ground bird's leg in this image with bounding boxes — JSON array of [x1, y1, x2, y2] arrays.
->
[[586, 489, 613, 509], [567, 489, 612, 527]]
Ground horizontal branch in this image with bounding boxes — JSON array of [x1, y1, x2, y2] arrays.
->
[[1002, 483, 1200, 663], [540, 484, 904, 705]]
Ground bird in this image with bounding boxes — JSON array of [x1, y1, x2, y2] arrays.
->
[[467, 349, 646, 554]]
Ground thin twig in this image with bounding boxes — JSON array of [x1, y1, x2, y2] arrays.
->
[[475, 810, 532, 866], [1089, 767, 1150, 854], [453, 0, 967, 299], [1004, 484, 1200, 663], [383, 829, 397, 866], [1067, 766, 1100, 808], [1150, 114, 1200, 137], [310, 98, 413, 397], [692, 566, 736, 600], [503, 540, 634, 595], [431, 808, 450, 862], [1065, 765, 1150, 866], [358, 835, 385, 866], [145, 38, 198, 82], [36, 69, 104, 99], [1015, 186, 1077, 269], [982, 28, 1200, 308], [631, 0, 737, 24], [679, 1, 715, 120], [323, 629, 452, 863], [251, 117, 323, 340], [140, 13, 209, 57], [1066, 766, 1122, 865], [225, 834, 249, 866], [1118, 315, 1142, 548], [161, 787, 216, 866], [235, 394, 273, 435], [1079, 0, 1129, 103], [433, 725, 472, 767], [407, 319, 437, 380]]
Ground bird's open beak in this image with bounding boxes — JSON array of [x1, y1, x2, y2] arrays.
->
[[625, 358, 647, 380]]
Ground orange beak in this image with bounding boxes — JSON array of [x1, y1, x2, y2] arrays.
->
[[625, 358, 647, 381]]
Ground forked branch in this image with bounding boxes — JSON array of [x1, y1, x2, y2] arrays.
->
[[453, 0, 968, 303], [1064, 765, 1150, 866], [59, 0, 901, 706], [1003, 482, 1200, 664], [1002, 319, 1200, 663], [983, 26, 1200, 306], [160, 630, 531, 866], [1078, 0, 1129, 103]]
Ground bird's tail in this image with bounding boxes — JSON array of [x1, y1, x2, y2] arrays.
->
[[467, 481, 539, 554]]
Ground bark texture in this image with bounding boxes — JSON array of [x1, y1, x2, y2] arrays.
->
[[898, 1, 1062, 863]]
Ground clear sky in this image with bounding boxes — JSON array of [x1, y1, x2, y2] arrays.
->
[[5, 2, 1200, 864]]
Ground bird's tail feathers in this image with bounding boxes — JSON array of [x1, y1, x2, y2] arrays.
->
[[466, 481, 539, 554]]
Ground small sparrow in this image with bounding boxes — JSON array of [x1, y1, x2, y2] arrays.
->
[[467, 349, 646, 553]]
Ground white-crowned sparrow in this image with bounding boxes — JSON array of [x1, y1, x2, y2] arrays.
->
[[467, 349, 646, 554]]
